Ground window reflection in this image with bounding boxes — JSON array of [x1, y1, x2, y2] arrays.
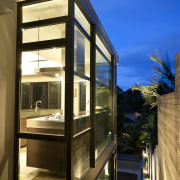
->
[[72, 134, 90, 179], [73, 26, 90, 135], [74, 26, 90, 77], [75, 3, 90, 35], [97, 160, 111, 180], [95, 50, 112, 158], [73, 77, 90, 135], [96, 34, 111, 61]]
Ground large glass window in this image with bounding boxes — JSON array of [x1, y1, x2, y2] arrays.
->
[[75, 3, 90, 36], [20, 48, 65, 136], [73, 26, 90, 135], [95, 50, 112, 158], [22, 0, 68, 23], [22, 23, 66, 43]]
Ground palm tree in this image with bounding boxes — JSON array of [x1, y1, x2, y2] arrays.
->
[[132, 54, 175, 108]]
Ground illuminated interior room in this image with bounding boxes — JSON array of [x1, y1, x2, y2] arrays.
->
[[13, 0, 119, 179]]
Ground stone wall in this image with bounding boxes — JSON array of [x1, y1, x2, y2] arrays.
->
[[156, 51, 180, 180]]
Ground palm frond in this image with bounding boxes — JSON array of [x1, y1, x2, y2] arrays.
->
[[132, 54, 175, 108], [149, 55, 163, 66]]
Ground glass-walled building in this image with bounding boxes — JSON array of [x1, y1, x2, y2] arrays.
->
[[14, 0, 119, 180]]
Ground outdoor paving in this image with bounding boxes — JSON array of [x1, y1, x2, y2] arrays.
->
[[117, 154, 142, 180], [118, 172, 137, 180]]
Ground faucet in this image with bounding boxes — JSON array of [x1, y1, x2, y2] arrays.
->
[[35, 100, 42, 112]]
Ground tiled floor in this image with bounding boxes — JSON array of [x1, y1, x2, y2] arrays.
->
[[19, 147, 65, 180]]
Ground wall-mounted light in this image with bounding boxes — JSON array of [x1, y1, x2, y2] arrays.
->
[[143, 168, 148, 174]]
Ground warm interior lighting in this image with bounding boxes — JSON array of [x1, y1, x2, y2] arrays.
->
[[104, 163, 109, 176], [22, 0, 65, 9], [22, 51, 63, 75], [22, 52, 45, 62], [60, 77, 64, 81]]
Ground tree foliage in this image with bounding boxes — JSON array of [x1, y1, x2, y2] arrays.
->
[[117, 89, 148, 154], [130, 54, 175, 148], [117, 54, 175, 154], [132, 54, 175, 109]]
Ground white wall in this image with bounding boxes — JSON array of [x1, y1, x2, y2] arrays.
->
[[0, 0, 15, 15], [0, 6, 16, 180]]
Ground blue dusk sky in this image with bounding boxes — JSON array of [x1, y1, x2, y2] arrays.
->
[[90, 0, 180, 90]]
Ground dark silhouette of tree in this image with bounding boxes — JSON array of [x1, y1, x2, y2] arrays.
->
[[132, 54, 175, 108], [131, 54, 175, 148]]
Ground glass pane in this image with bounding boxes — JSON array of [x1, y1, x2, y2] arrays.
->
[[95, 50, 112, 158], [19, 139, 67, 179], [20, 48, 65, 136], [74, 26, 90, 77], [96, 34, 111, 61], [22, 23, 66, 43], [73, 76, 90, 135], [72, 133, 90, 179], [73, 26, 90, 135], [22, 0, 68, 23], [75, 3, 90, 35], [97, 160, 111, 180]]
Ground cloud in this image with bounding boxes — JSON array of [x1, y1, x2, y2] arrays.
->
[[90, 0, 180, 90]]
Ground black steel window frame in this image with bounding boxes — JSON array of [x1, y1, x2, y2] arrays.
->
[[14, 0, 73, 179], [74, 1, 118, 179], [72, 1, 96, 170], [75, 0, 93, 26], [77, 0, 119, 62], [94, 50, 113, 164], [96, 45, 111, 65], [95, 145, 117, 180], [74, 19, 91, 41], [20, 0, 53, 6], [14, 0, 118, 179], [74, 0, 117, 172], [111, 55, 115, 141], [113, 60, 117, 143], [15, 4, 69, 140]]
